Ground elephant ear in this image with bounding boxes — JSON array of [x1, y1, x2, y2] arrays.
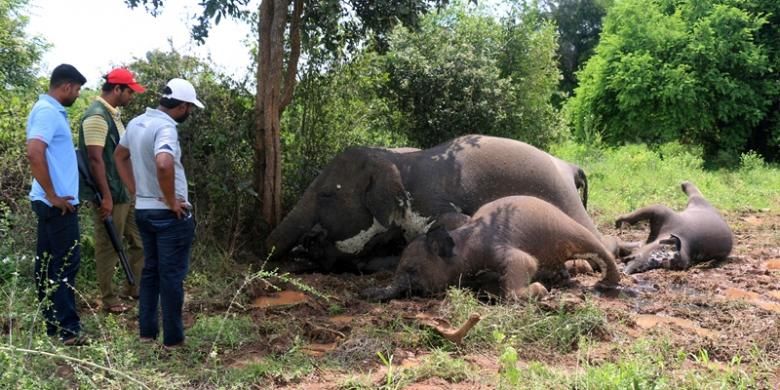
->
[[425, 226, 455, 259], [363, 153, 406, 227]]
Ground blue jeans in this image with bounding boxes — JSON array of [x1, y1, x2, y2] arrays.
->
[[135, 209, 195, 346], [31, 200, 81, 340]]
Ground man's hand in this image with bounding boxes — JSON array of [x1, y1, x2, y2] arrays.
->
[[99, 193, 113, 220], [47, 194, 75, 215], [169, 198, 188, 219]]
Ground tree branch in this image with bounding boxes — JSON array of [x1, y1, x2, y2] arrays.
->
[[280, 0, 303, 111]]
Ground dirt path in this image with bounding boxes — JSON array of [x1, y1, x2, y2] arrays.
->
[[230, 211, 780, 388]]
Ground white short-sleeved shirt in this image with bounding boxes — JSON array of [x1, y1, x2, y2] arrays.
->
[[119, 108, 189, 210]]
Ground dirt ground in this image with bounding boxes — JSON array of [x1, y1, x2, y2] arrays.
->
[[225, 211, 780, 389]]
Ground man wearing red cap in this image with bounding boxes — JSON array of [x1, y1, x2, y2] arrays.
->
[[77, 68, 146, 314]]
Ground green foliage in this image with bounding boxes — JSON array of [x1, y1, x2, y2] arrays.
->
[[0, 0, 48, 89], [565, 0, 780, 165], [281, 53, 410, 209], [122, 49, 258, 251], [380, 2, 563, 148], [541, 0, 611, 99]]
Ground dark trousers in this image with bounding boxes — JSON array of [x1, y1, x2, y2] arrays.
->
[[31, 200, 81, 340], [135, 209, 195, 346]]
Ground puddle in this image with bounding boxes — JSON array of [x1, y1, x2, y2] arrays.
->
[[251, 290, 308, 309], [328, 315, 355, 326], [722, 287, 780, 313], [301, 342, 337, 357], [765, 259, 780, 270], [635, 314, 719, 339]]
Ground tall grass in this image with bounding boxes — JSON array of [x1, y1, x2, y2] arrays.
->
[[551, 141, 780, 222]]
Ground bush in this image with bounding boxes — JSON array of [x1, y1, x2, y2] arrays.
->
[[380, 2, 563, 149], [565, 0, 780, 165]]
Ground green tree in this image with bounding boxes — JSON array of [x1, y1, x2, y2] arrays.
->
[[381, 2, 562, 148], [540, 0, 610, 99], [565, 0, 780, 165], [0, 0, 47, 90], [0, 0, 48, 208], [125, 0, 451, 229]]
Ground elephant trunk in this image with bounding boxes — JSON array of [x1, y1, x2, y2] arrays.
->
[[265, 191, 316, 259]]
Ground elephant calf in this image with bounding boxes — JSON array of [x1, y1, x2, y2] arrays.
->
[[615, 181, 733, 274], [363, 196, 621, 301]]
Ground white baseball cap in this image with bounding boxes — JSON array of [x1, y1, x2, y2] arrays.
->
[[163, 78, 205, 109]]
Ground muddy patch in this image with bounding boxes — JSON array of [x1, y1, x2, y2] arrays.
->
[[634, 314, 720, 339], [251, 290, 308, 309], [721, 287, 780, 314]]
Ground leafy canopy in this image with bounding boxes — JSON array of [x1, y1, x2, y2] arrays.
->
[[565, 0, 780, 165]]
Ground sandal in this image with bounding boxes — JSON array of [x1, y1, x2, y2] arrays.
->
[[104, 303, 132, 314], [63, 334, 90, 346]]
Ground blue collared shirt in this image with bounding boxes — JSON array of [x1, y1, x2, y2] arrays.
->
[[27, 94, 79, 206]]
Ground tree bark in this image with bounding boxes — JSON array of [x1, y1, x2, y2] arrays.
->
[[254, 0, 303, 228]]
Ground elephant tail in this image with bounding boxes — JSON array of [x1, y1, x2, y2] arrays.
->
[[575, 167, 588, 210], [577, 245, 620, 289]]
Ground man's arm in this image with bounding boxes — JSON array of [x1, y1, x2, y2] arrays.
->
[[87, 145, 112, 220], [155, 153, 185, 218], [82, 114, 113, 220], [26, 139, 74, 214], [114, 145, 136, 197]]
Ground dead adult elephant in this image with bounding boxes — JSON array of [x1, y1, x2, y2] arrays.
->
[[266, 134, 603, 271]]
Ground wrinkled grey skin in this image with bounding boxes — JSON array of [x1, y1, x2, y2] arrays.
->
[[362, 196, 621, 301], [552, 157, 588, 209], [615, 181, 733, 274], [267, 135, 606, 271]]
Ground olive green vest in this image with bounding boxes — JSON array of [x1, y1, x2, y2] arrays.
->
[[78, 100, 130, 204]]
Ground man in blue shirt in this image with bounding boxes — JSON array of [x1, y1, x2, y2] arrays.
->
[[26, 64, 88, 346]]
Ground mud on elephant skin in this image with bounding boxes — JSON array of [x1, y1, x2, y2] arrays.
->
[[615, 181, 733, 274], [362, 196, 622, 301], [266, 135, 606, 272]]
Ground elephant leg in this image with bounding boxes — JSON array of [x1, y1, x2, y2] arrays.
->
[[500, 249, 547, 300], [602, 235, 642, 259], [615, 205, 675, 243]]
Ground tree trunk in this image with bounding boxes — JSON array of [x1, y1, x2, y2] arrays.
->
[[254, 0, 302, 229]]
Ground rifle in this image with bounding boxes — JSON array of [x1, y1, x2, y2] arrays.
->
[[76, 149, 135, 286]]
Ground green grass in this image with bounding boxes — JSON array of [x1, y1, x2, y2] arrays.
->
[[440, 287, 608, 354], [551, 141, 780, 222]]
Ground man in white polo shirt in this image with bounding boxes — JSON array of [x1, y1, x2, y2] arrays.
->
[[114, 78, 204, 348]]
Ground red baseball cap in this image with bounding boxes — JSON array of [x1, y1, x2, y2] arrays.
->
[[106, 68, 145, 93]]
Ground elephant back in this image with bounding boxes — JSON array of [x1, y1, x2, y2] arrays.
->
[[412, 135, 598, 235]]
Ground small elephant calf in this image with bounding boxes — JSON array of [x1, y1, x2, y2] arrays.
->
[[363, 196, 621, 301], [615, 181, 733, 274]]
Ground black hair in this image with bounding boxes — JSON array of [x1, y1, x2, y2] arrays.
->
[[101, 82, 131, 92], [159, 86, 186, 108], [50, 64, 86, 88]]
